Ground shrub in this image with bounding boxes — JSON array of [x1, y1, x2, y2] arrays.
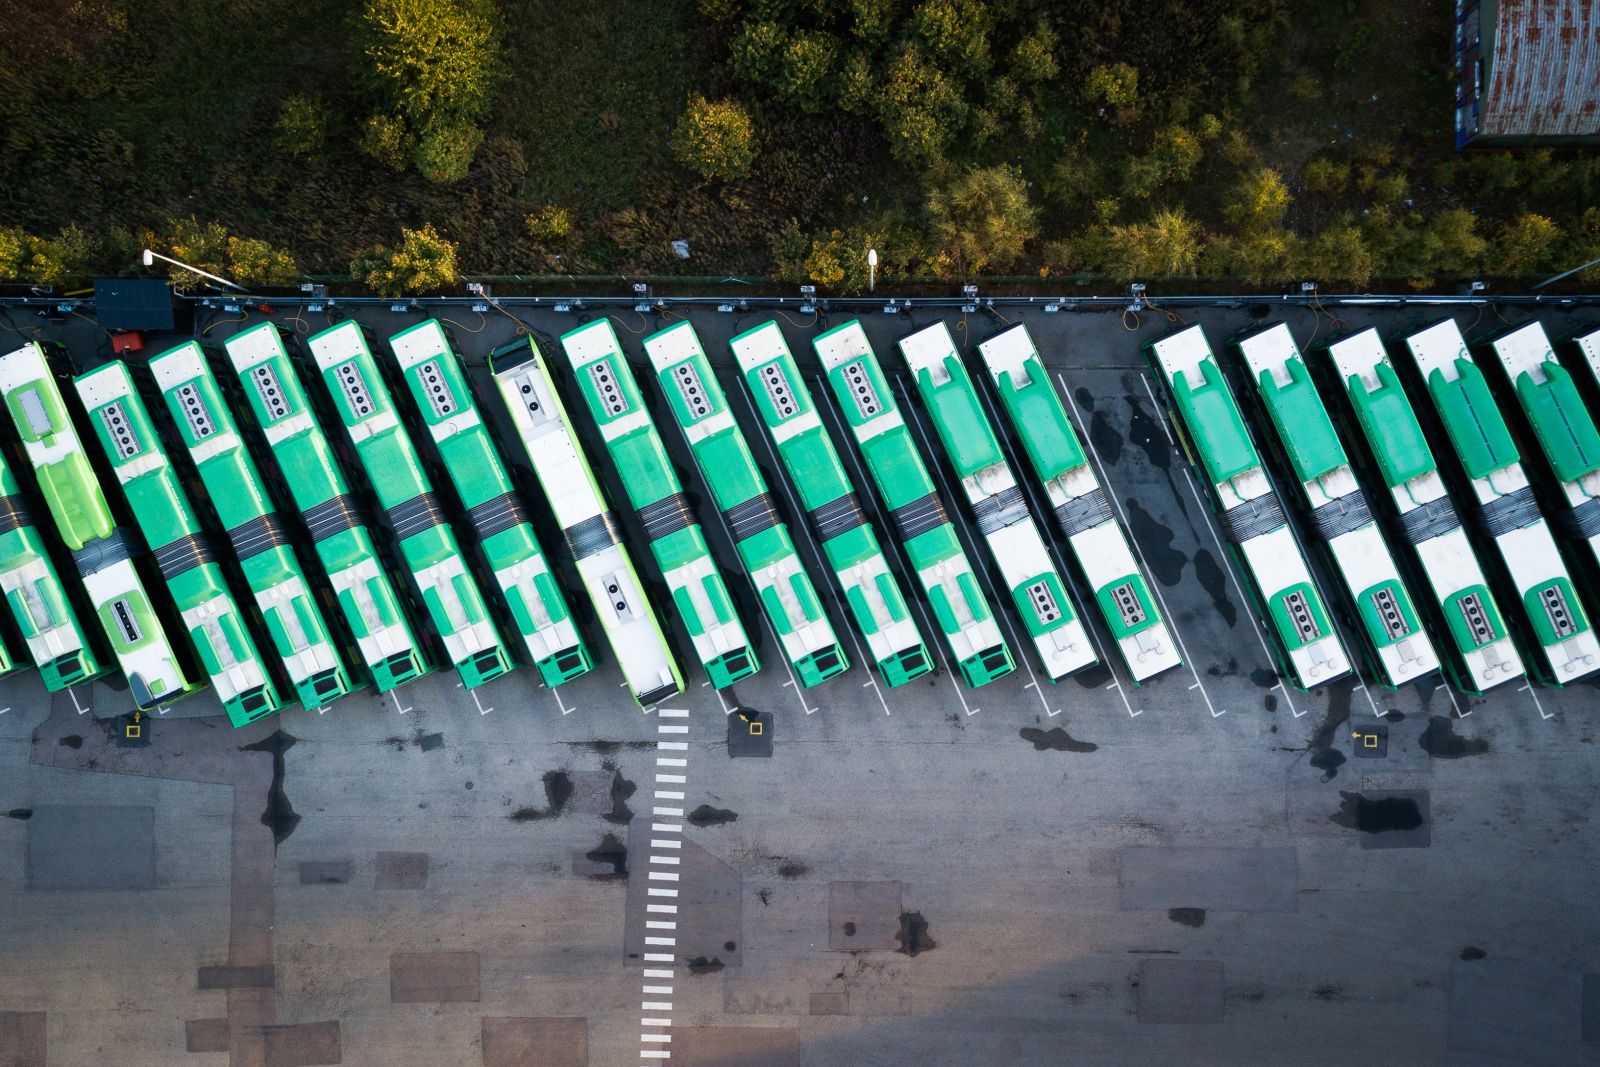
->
[[779, 31, 837, 110], [356, 0, 504, 128], [166, 218, 231, 291], [360, 113, 414, 170], [0, 227, 24, 281], [275, 94, 333, 157], [927, 164, 1038, 276], [729, 20, 786, 85], [1492, 213, 1561, 275], [526, 205, 575, 243], [878, 42, 967, 164], [226, 237, 298, 287], [22, 225, 94, 287], [672, 95, 756, 181], [413, 120, 484, 184], [1420, 208, 1486, 275], [1085, 62, 1138, 109], [350, 224, 458, 295]]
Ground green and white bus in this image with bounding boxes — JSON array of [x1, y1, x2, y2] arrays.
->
[[900, 322, 1096, 681], [1143, 325, 1351, 690], [560, 319, 757, 688], [977, 324, 1181, 684], [388, 319, 591, 688], [813, 320, 1014, 688], [730, 320, 932, 688], [149, 340, 358, 711], [644, 321, 848, 687]]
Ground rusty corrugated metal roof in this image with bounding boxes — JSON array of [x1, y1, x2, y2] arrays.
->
[[1479, 0, 1600, 138]]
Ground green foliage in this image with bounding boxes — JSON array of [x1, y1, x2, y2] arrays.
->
[[798, 217, 921, 292], [1491, 214, 1560, 276], [909, 0, 993, 79], [1009, 20, 1058, 83], [729, 20, 786, 85], [1420, 208, 1486, 275], [413, 120, 484, 184], [226, 238, 299, 287], [1086, 63, 1138, 109], [672, 95, 757, 180], [19, 226, 95, 287], [1302, 158, 1349, 195], [166, 218, 231, 291], [526, 205, 576, 243], [1224, 167, 1290, 230], [927, 164, 1038, 276], [1103, 209, 1205, 281], [779, 31, 837, 110], [361, 113, 415, 171], [0, 228, 24, 282], [275, 94, 334, 158], [1298, 216, 1376, 287], [350, 224, 458, 296], [356, 0, 504, 128], [879, 42, 968, 163]]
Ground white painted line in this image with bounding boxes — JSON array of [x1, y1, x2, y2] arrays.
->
[[641, 1017, 672, 1027], [0, 706, 8, 715], [1179, 462, 1290, 717], [651, 854, 681, 865], [657, 724, 688, 734], [68, 688, 87, 715], [1139, 375, 1177, 444], [641, 1034, 671, 1043], [657, 708, 689, 717], [551, 684, 574, 716], [643, 985, 673, 994], [647, 887, 678, 897], [651, 838, 682, 849], [1354, 682, 1381, 719], [657, 757, 687, 767], [1061, 374, 1216, 718], [646, 920, 677, 929], [642, 968, 674, 978], [762, 614, 815, 714], [1521, 683, 1552, 720], [642, 954, 675, 963], [647, 903, 678, 913], [467, 688, 491, 715], [712, 683, 732, 714], [1444, 684, 1467, 719], [655, 773, 686, 784], [651, 823, 682, 833], [658, 741, 688, 751], [648, 871, 680, 882], [653, 806, 683, 817], [641, 1001, 673, 1011], [655, 790, 685, 801], [640, 1051, 670, 1060], [644, 936, 676, 946], [157, 704, 169, 717]]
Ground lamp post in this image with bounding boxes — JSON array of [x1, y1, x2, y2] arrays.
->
[[141, 248, 246, 292], [867, 248, 878, 294]]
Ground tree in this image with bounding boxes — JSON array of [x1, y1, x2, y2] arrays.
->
[[1492, 214, 1560, 275], [1299, 217, 1376, 287], [360, 114, 414, 170], [1104, 209, 1205, 280], [166, 218, 231, 291], [1086, 63, 1138, 108], [1009, 20, 1058, 83], [909, 0, 993, 79], [356, 0, 504, 129], [350, 224, 458, 295], [0, 228, 25, 282], [672, 95, 756, 181], [21, 226, 94, 286], [526, 206, 575, 244], [927, 164, 1038, 276], [1224, 167, 1290, 229], [1420, 208, 1486, 275], [778, 31, 837, 110], [879, 42, 968, 164]]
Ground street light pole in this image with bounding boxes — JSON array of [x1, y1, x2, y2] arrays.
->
[[141, 248, 247, 292], [867, 248, 878, 294]]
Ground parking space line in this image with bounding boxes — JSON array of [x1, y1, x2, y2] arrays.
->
[[456, 682, 492, 715], [1353, 681, 1382, 718], [1059, 374, 1222, 718], [68, 688, 87, 715], [1179, 464, 1292, 717], [897, 373, 1051, 718], [549, 684, 574, 716], [817, 376, 976, 716], [1520, 683, 1552, 720], [1138, 376, 1177, 445], [1444, 684, 1468, 719]]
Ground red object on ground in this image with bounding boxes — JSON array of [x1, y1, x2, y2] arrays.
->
[[110, 331, 144, 354]]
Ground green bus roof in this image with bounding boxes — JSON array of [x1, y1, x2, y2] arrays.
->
[[1172, 360, 1257, 485], [1346, 361, 1435, 487], [1516, 360, 1600, 484], [1257, 358, 1345, 483]]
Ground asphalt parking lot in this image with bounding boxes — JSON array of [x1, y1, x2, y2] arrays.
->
[[2, 295, 1598, 1066]]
